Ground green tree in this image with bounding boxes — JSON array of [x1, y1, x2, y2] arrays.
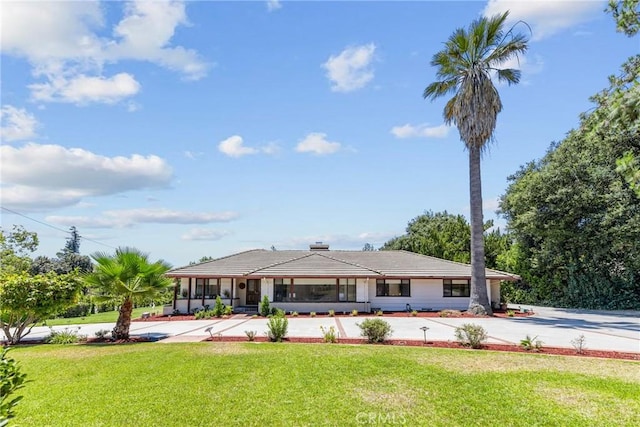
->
[[423, 11, 528, 314], [381, 211, 510, 269], [500, 58, 640, 309], [0, 271, 82, 344], [0, 225, 38, 274], [607, 0, 640, 36], [84, 247, 173, 340]]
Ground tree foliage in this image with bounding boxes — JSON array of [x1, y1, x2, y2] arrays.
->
[[424, 11, 528, 315], [0, 348, 28, 425], [607, 0, 640, 36], [0, 226, 83, 344], [499, 56, 640, 309], [0, 271, 82, 344], [84, 247, 172, 340], [381, 211, 510, 270], [0, 225, 38, 274]]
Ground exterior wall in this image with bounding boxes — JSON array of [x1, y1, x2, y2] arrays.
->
[[167, 276, 503, 314], [271, 302, 369, 314], [490, 280, 501, 306], [367, 278, 470, 312], [261, 278, 273, 302], [170, 298, 232, 314]]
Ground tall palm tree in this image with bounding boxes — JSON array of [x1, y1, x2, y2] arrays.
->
[[424, 11, 528, 315], [85, 247, 172, 340]]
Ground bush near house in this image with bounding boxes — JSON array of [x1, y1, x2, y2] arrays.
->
[[358, 318, 392, 343]]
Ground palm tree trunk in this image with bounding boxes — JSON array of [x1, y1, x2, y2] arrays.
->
[[468, 146, 492, 315], [112, 298, 133, 340]]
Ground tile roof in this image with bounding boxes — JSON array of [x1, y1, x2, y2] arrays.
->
[[166, 249, 519, 280]]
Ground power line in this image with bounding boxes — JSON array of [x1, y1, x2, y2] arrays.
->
[[1, 206, 117, 250]]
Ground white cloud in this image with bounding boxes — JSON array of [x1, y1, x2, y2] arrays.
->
[[184, 150, 204, 159], [181, 228, 232, 241], [266, 0, 282, 12], [29, 73, 141, 105], [322, 43, 376, 92], [483, 0, 604, 41], [218, 135, 259, 158], [0, 106, 39, 142], [0, 0, 208, 105], [295, 133, 342, 155], [0, 143, 173, 210], [47, 209, 239, 229], [391, 123, 451, 139], [218, 135, 280, 158]]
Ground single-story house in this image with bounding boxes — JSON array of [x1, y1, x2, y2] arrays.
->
[[164, 243, 520, 315]]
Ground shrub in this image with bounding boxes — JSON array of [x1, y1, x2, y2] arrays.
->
[[411, 310, 418, 317], [328, 310, 335, 317], [0, 348, 28, 424], [245, 330, 257, 342], [358, 318, 392, 343], [571, 334, 587, 354], [320, 325, 338, 343], [520, 334, 543, 352], [506, 310, 515, 317], [46, 327, 85, 344], [223, 305, 233, 316], [212, 296, 225, 318], [439, 309, 461, 317], [59, 302, 92, 318], [310, 312, 316, 318], [454, 323, 488, 349], [376, 310, 384, 316], [291, 311, 298, 317], [259, 295, 271, 317], [94, 329, 110, 340], [351, 309, 358, 317], [194, 310, 210, 320], [266, 312, 288, 342]]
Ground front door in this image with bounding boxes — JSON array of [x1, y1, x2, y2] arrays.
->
[[246, 279, 260, 305]]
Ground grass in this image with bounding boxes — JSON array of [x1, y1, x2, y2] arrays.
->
[[41, 306, 160, 326], [10, 343, 640, 426]]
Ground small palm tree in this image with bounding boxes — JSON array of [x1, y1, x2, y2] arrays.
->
[[424, 11, 528, 314], [85, 247, 172, 340]]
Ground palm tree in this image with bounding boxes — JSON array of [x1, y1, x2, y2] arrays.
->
[[85, 247, 172, 340], [424, 11, 528, 315]]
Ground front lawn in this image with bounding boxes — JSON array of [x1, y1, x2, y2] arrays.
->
[[11, 343, 640, 426], [41, 306, 159, 326]]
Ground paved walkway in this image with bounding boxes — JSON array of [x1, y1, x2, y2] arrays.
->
[[10, 306, 640, 353]]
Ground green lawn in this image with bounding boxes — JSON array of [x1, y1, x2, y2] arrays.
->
[[10, 343, 640, 426], [42, 306, 160, 326]]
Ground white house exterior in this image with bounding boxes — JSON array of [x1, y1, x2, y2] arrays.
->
[[164, 244, 519, 315]]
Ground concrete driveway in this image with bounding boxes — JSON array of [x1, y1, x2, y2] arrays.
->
[[12, 305, 640, 353]]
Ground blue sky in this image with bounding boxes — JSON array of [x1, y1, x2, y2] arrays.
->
[[1, 0, 637, 267]]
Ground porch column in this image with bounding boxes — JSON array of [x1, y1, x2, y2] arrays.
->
[[172, 279, 178, 310], [187, 278, 192, 313], [231, 278, 235, 307]]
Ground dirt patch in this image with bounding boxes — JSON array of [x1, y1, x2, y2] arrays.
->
[[199, 336, 639, 360], [139, 309, 533, 322]]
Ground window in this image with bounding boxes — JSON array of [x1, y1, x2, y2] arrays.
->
[[293, 283, 336, 302], [273, 278, 357, 302], [443, 279, 470, 297], [339, 278, 356, 302], [195, 278, 219, 298], [273, 278, 291, 302], [376, 279, 410, 297]]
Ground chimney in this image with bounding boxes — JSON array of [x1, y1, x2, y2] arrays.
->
[[309, 241, 330, 251]]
